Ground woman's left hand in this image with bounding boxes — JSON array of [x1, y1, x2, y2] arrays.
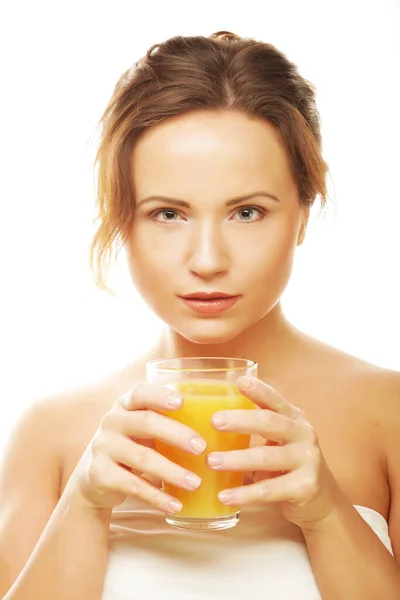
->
[[208, 376, 343, 531]]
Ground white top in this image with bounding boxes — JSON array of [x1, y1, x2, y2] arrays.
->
[[101, 497, 393, 600]]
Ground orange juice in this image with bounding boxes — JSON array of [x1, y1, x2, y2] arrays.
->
[[155, 379, 254, 518]]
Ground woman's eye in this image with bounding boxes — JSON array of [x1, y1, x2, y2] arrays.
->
[[151, 209, 182, 223], [233, 206, 265, 222], [150, 205, 265, 224]]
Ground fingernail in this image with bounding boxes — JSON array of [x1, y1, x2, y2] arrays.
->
[[212, 413, 228, 428], [189, 437, 207, 454], [168, 499, 183, 513], [207, 453, 223, 467], [218, 490, 234, 504], [166, 392, 182, 409], [240, 376, 254, 389], [184, 473, 202, 489]]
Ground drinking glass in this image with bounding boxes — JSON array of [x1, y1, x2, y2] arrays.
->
[[146, 357, 257, 530]]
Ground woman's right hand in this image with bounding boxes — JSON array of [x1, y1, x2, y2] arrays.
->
[[69, 382, 206, 514]]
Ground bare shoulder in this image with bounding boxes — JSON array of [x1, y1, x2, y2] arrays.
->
[[299, 331, 400, 405], [4, 358, 145, 494], [339, 355, 400, 448], [335, 344, 399, 417], [0, 361, 143, 596], [294, 330, 400, 455], [46, 360, 147, 491], [308, 338, 400, 554], [46, 367, 133, 440]]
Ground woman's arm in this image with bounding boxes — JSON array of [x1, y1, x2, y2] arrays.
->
[[209, 373, 400, 599], [4, 487, 111, 600], [302, 372, 400, 599], [0, 399, 111, 600], [302, 492, 400, 600], [2, 381, 207, 600]]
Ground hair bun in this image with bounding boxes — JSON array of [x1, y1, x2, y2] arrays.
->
[[210, 31, 240, 41]]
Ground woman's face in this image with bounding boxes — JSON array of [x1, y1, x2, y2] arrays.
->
[[126, 109, 308, 344]]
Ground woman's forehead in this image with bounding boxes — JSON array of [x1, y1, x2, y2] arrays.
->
[[131, 110, 295, 198]]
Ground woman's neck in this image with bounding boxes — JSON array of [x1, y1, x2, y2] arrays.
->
[[146, 303, 307, 382]]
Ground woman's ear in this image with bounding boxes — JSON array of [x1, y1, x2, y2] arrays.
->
[[297, 206, 310, 246]]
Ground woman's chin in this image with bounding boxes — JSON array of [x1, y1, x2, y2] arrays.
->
[[173, 319, 249, 346]]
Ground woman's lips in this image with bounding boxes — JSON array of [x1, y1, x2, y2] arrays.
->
[[180, 296, 240, 314]]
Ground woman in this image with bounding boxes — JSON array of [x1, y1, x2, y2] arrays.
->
[[0, 31, 399, 600]]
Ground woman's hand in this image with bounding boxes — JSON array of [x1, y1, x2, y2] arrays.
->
[[207, 376, 341, 530], [70, 383, 206, 514]]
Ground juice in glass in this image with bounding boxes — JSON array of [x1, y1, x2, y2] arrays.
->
[[147, 358, 257, 530], [157, 379, 254, 520]]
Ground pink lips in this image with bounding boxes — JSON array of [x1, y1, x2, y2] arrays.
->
[[179, 293, 240, 314]]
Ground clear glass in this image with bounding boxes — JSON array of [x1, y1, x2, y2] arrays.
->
[[146, 357, 258, 531]]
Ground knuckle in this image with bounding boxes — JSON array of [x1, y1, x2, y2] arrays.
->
[[98, 470, 122, 495], [259, 478, 271, 497], [276, 401, 287, 414], [87, 456, 105, 488], [306, 443, 321, 464], [116, 391, 132, 410], [129, 477, 144, 497], [300, 473, 318, 498], [90, 430, 103, 451], [133, 443, 151, 471], [254, 445, 269, 463], [156, 489, 171, 509], [130, 382, 143, 397], [90, 430, 108, 456], [295, 406, 307, 419], [260, 410, 272, 430], [138, 409, 155, 433], [305, 423, 318, 444], [99, 410, 119, 432], [122, 382, 147, 409], [262, 444, 280, 467], [128, 477, 167, 510], [283, 443, 298, 465]]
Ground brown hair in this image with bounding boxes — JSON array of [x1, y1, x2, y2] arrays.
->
[[90, 30, 329, 292]]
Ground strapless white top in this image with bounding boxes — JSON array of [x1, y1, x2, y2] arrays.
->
[[100, 497, 393, 600]]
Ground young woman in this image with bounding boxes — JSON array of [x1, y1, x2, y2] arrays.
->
[[0, 31, 399, 600]]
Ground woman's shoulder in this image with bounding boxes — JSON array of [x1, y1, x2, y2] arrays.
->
[[9, 359, 146, 495], [300, 330, 399, 383], [301, 332, 400, 423], [42, 355, 146, 417], [46, 359, 145, 444]]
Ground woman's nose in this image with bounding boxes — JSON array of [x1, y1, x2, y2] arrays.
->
[[186, 221, 229, 278]]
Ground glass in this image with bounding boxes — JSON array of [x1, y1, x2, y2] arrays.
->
[[146, 357, 257, 530]]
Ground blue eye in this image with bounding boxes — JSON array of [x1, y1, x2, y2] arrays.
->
[[233, 206, 265, 222], [151, 209, 182, 222], [150, 205, 266, 224]]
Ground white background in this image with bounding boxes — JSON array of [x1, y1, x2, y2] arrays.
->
[[0, 0, 399, 452]]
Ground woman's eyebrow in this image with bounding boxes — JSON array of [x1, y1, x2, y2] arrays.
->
[[136, 191, 281, 208]]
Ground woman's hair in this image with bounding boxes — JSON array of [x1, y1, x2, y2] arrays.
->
[[90, 30, 329, 292]]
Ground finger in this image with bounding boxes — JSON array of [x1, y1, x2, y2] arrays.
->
[[207, 442, 305, 472], [109, 459, 183, 514], [211, 408, 302, 442], [118, 382, 183, 412], [110, 434, 202, 492], [237, 377, 302, 419], [119, 410, 207, 455], [140, 473, 162, 486], [134, 438, 156, 450], [218, 467, 317, 507]]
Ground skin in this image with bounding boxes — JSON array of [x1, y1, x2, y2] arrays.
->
[[79, 107, 316, 514], [1, 108, 400, 598], [127, 109, 308, 353], [33, 107, 400, 534], [120, 108, 398, 531]]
